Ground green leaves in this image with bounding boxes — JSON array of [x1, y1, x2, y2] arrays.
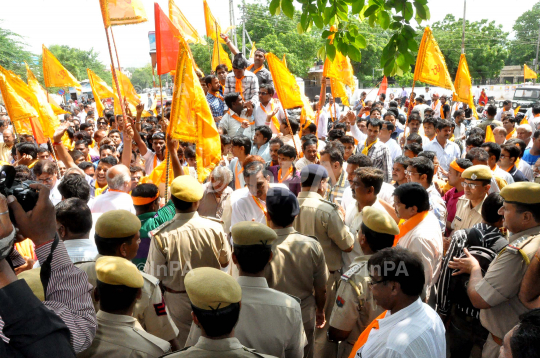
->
[[326, 42, 337, 61], [379, 11, 391, 29], [363, 4, 379, 18], [281, 0, 295, 18], [269, 0, 280, 15], [348, 44, 362, 62]]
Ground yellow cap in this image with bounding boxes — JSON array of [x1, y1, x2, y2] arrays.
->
[[232, 221, 277, 246], [170, 175, 203, 202], [95, 210, 141, 238], [500, 182, 540, 204], [362, 206, 400, 235], [461, 165, 493, 181], [96, 256, 144, 288], [17, 268, 44, 301], [185, 267, 241, 310]]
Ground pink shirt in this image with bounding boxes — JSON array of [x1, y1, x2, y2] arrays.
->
[[442, 187, 464, 236]]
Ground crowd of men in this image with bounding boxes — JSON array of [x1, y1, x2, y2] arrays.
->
[[1, 41, 540, 358]]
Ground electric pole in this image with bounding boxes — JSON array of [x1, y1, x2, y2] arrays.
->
[[229, 0, 237, 47], [242, 3, 246, 56], [461, 0, 466, 54], [535, 21, 540, 73]]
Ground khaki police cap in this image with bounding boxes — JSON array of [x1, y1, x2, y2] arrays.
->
[[96, 256, 144, 288], [231, 221, 277, 246], [461, 165, 493, 181], [500, 182, 540, 204], [95, 210, 141, 238], [17, 268, 44, 301], [170, 175, 203, 202], [362, 206, 400, 236], [185, 267, 241, 310]]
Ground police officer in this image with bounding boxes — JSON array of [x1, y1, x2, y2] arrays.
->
[[264, 186, 328, 358], [145, 175, 231, 347], [79, 256, 171, 357], [293, 164, 355, 358], [185, 221, 305, 358], [448, 182, 540, 358], [328, 206, 398, 358], [161, 267, 277, 358], [77, 210, 179, 347]]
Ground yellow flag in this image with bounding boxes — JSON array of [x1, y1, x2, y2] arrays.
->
[[266, 53, 303, 109], [211, 41, 233, 72], [524, 64, 537, 80], [0, 66, 46, 143], [169, 35, 220, 182], [112, 68, 143, 116], [323, 51, 355, 90], [330, 78, 349, 106], [169, 0, 206, 45], [88, 69, 115, 117], [452, 54, 478, 119], [283, 53, 287, 69], [414, 27, 455, 92], [520, 117, 529, 125], [42, 45, 82, 91], [249, 42, 257, 59], [203, 0, 231, 43], [99, 0, 147, 27], [514, 106, 521, 116], [485, 125, 495, 143], [48, 94, 69, 115], [26, 63, 59, 139]]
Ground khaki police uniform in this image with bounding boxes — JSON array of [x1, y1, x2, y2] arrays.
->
[[265, 227, 329, 358], [451, 196, 484, 233], [329, 255, 384, 358], [78, 255, 179, 342], [476, 226, 540, 358], [78, 311, 171, 358], [144, 212, 231, 346], [161, 337, 277, 358], [293, 191, 354, 358]]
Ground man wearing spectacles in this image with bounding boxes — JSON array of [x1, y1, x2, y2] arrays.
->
[[33, 159, 62, 205], [450, 165, 492, 235]]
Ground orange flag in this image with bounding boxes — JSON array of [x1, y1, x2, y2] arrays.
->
[[485, 125, 495, 143], [169, 0, 206, 45], [168, 35, 220, 182], [524, 64, 537, 80], [514, 106, 521, 116], [520, 117, 529, 125], [323, 51, 355, 106], [48, 95, 69, 115], [99, 0, 147, 27], [155, 2, 180, 75], [266, 53, 303, 109], [377, 76, 388, 96], [203, 0, 231, 43], [211, 40, 233, 72], [414, 27, 455, 92], [0, 66, 46, 143], [26, 63, 59, 139], [42, 45, 82, 91], [453, 54, 478, 119], [87, 69, 114, 117]]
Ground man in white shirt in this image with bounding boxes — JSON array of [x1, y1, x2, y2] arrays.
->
[[352, 246, 446, 358], [393, 183, 443, 305], [412, 97, 430, 121], [480, 142, 515, 185], [33, 159, 63, 205], [495, 100, 512, 121], [380, 114, 402, 163], [89, 164, 135, 214], [423, 119, 461, 178], [430, 93, 442, 119], [423, 87, 432, 105], [56, 198, 98, 264], [253, 84, 285, 134], [220, 92, 255, 139], [325, 96, 341, 129]]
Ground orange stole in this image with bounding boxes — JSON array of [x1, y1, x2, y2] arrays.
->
[[347, 310, 388, 358], [393, 211, 430, 246]]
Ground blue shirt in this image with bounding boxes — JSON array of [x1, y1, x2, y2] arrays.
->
[[423, 138, 461, 174], [206, 92, 225, 119], [523, 148, 540, 166], [250, 141, 271, 162]]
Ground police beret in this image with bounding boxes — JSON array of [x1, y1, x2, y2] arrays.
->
[[500, 182, 540, 204], [362, 206, 399, 236], [170, 175, 203, 202], [232, 221, 277, 246], [300, 164, 328, 181], [185, 267, 241, 310], [17, 268, 44, 301], [95, 210, 141, 238], [96, 256, 144, 288], [266, 187, 299, 219], [461, 165, 493, 181]]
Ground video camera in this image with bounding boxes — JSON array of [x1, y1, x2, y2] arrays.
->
[[0, 165, 39, 223]]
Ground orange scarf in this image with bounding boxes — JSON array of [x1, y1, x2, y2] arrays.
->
[[361, 139, 378, 156], [504, 165, 514, 173], [260, 101, 280, 131], [235, 76, 244, 99], [247, 63, 263, 74], [278, 166, 293, 183], [329, 104, 336, 121], [95, 183, 108, 197], [251, 195, 267, 223], [234, 161, 244, 190], [506, 128, 516, 140], [431, 99, 439, 110], [440, 103, 445, 119], [211, 90, 224, 101], [393, 211, 430, 246], [229, 110, 254, 125], [347, 310, 388, 358]]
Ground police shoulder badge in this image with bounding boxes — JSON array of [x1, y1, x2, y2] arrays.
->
[[336, 296, 345, 308]]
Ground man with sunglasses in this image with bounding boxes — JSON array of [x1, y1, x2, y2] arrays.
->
[[450, 165, 492, 234], [254, 84, 284, 135]]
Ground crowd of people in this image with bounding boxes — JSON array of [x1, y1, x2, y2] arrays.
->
[[1, 41, 540, 358]]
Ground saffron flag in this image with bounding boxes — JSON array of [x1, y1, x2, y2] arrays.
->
[[48, 95, 69, 115], [266, 53, 303, 110], [323, 51, 355, 106], [169, 0, 206, 45], [168, 35, 220, 182], [485, 125, 495, 143], [283, 53, 287, 69], [453, 54, 478, 119], [520, 117, 529, 125], [414, 27, 455, 92], [514, 106, 521, 116], [87, 69, 115, 117], [42, 45, 82, 91], [0, 66, 46, 143], [203, 0, 230, 43], [112, 68, 140, 116], [211, 40, 233, 72], [26, 63, 59, 139], [249, 42, 257, 59], [99, 0, 147, 27], [155, 2, 180, 75], [524, 64, 537, 80], [377, 76, 388, 96]]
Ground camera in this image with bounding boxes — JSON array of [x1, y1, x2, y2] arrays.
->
[[0, 165, 39, 223]]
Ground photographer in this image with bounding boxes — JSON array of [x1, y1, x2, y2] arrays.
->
[[0, 182, 97, 354]]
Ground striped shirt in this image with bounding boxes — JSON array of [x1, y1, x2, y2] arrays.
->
[[206, 92, 225, 119], [356, 140, 393, 183], [224, 70, 259, 105], [1, 240, 97, 353], [325, 169, 349, 206]]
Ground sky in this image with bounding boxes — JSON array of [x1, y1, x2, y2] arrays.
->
[[1, 0, 539, 71]]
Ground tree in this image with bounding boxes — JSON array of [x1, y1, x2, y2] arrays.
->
[[507, 2, 540, 67], [0, 26, 34, 79], [190, 37, 218, 76], [129, 64, 154, 90], [430, 15, 508, 82], [268, 0, 431, 76]]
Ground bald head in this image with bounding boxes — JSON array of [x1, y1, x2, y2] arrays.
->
[[106, 164, 131, 192], [2, 128, 14, 147]]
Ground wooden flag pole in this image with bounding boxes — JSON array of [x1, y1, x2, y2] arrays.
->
[[42, 88, 63, 178], [158, 74, 170, 200], [282, 109, 300, 156], [103, 26, 128, 130], [215, 20, 220, 66]]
